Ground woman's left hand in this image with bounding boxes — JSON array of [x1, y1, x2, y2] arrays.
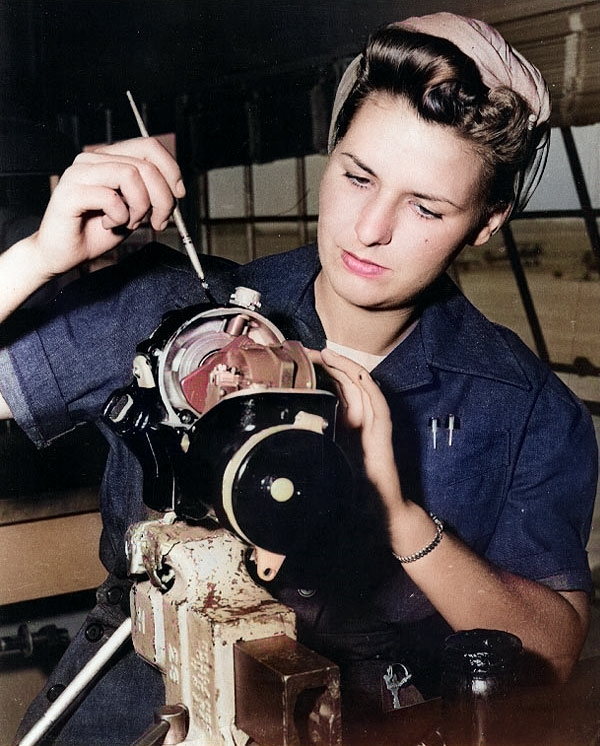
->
[[307, 352, 589, 686], [307, 347, 403, 508]]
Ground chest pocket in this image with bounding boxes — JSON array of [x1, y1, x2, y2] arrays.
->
[[421, 428, 510, 551]]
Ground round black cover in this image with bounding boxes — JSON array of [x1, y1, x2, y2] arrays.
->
[[229, 428, 352, 556]]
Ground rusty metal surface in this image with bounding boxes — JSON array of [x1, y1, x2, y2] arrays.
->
[[128, 518, 296, 745]]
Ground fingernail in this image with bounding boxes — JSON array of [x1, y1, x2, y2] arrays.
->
[[159, 220, 169, 231], [174, 180, 186, 198]]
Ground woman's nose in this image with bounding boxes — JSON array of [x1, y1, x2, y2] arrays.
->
[[355, 196, 395, 247]]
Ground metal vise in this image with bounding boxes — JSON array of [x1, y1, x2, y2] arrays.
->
[[127, 515, 341, 746]]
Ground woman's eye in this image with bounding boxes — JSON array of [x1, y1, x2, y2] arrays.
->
[[412, 202, 442, 220], [344, 172, 371, 188]]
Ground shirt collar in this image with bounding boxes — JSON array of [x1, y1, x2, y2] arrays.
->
[[416, 274, 532, 391], [245, 244, 531, 393]]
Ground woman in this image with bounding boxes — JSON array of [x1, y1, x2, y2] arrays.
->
[[1, 12, 596, 744], [238, 14, 593, 700]]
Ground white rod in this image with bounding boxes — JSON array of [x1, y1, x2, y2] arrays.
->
[[18, 617, 133, 746]]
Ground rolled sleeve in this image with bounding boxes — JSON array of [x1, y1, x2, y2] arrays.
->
[[0, 327, 72, 446], [0, 273, 162, 447], [0, 244, 234, 449], [486, 372, 597, 592]]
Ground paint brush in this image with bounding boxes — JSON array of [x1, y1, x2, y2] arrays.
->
[[126, 90, 210, 292]]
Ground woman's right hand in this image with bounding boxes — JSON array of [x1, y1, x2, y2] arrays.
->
[[30, 136, 185, 278]]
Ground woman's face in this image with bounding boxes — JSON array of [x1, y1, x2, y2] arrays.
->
[[317, 94, 504, 312]]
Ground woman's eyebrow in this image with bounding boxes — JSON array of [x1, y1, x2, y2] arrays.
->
[[341, 152, 378, 178], [341, 151, 465, 210], [411, 190, 464, 210]]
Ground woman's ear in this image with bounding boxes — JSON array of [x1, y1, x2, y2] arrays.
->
[[470, 205, 512, 246]]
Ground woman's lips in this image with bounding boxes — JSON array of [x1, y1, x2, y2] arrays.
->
[[342, 250, 387, 277]]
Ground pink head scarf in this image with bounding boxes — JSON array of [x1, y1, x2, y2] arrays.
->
[[329, 12, 551, 214]]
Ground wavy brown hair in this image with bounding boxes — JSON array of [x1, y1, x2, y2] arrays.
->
[[331, 25, 534, 216]]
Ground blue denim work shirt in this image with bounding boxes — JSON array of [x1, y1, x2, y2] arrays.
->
[[1, 242, 597, 741], [238, 243, 597, 700], [239, 244, 596, 591]]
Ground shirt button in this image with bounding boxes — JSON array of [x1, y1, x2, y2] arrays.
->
[[106, 586, 123, 605], [84, 623, 104, 643], [47, 683, 66, 702], [297, 588, 316, 598]]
